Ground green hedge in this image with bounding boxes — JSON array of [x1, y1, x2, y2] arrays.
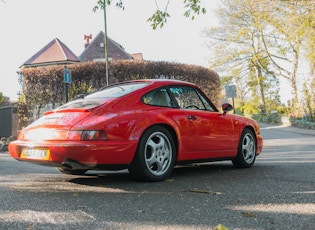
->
[[251, 113, 282, 124], [20, 60, 220, 124], [290, 116, 315, 129]]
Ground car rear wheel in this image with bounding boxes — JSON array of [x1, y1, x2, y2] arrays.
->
[[232, 128, 256, 168], [57, 168, 88, 175], [129, 126, 176, 182]]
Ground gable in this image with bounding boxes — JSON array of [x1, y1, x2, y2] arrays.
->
[[21, 38, 79, 68], [80, 31, 133, 62]]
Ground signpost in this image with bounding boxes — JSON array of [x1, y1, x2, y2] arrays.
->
[[64, 68, 72, 84], [64, 66, 72, 102], [225, 85, 237, 114]]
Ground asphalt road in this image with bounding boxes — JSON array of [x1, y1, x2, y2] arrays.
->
[[0, 124, 314, 230]]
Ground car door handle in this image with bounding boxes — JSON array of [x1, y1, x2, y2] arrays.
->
[[188, 115, 197, 120]]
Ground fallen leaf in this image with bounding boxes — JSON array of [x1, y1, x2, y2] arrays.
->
[[213, 224, 229, 230]]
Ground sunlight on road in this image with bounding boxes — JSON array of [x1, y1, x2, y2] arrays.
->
[[0, 210, 210, 229], [0, 174, 131, 193], [229, 203, 315, 215], [264, 137, 315, 147], [0, 210, 96, 224]]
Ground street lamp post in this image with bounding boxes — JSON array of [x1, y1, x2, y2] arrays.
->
[[103, 0, 109, 86]]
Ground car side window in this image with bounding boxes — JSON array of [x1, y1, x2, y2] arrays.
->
[[195, 90, 216, 111], [169, 86, 215, 111], [142, 88, 174, 107]]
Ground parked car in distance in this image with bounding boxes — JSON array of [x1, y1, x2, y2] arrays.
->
[[9, 79, 263, 181]]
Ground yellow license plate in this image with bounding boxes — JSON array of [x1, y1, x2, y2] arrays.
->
[[21, 148, 50, 160]]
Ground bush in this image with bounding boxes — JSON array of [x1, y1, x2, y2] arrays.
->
[[251, 113, 282, 124], [289, 115, 315, 129], [0, 136, 16, 152], [20, 60, 220, 125]]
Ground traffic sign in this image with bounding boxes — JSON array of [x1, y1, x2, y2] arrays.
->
[[225, 85, 236, 98], [64, 68, 72, 84]]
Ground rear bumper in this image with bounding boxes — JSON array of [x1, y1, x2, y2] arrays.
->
[[8, 139, 138, 167]]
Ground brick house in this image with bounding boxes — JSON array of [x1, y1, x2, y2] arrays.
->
[[20, 31, 142, 68], [80, 31, 143, 62]]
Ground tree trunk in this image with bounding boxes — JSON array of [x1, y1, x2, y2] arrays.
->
[[256, 66, 266, 113], [290, 42, 300, 111]]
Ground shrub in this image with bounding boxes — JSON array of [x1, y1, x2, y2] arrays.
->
[[290, 115, 315, 129], [0, 136, 16, 152], [20, 60, 220, 126]]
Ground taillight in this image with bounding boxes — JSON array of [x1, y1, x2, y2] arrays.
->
[[19, 129, 68, 141], [17, 129, 107, 141], [68, 130, 108, 140]]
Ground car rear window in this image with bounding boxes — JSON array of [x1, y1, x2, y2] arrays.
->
[[56, 99, 105, 110], [56, 82, 149, 111], [85, 82, 149, 99]]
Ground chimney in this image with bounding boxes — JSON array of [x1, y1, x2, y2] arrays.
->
[[84, 34, 92, 49]]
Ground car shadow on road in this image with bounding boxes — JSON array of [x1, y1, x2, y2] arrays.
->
[[67, 162, 250, 191]]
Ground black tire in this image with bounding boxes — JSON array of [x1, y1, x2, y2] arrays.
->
[[232, 128, 257, 168], [57, 168, 88, 175], [128, 126, 176, 182]]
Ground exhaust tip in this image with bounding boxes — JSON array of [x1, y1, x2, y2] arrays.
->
[[61, 162, 73, 169], [61, 159, 88, 170]]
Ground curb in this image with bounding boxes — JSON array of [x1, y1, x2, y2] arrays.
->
[[260, 123, 315, 136]]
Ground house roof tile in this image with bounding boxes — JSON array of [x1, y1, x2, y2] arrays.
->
[[21, 38, 79, 68]]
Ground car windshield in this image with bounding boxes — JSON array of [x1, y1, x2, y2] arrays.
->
[[85, 82, 149, 99]]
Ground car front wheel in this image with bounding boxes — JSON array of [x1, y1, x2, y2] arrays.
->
[[129, 126, 176, 182], [232, 128, 256, 168]]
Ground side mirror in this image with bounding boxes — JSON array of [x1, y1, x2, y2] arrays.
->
[[222, 103, 234, 114]]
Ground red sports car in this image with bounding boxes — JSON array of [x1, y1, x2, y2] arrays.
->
[[9, 79, 263, 181]]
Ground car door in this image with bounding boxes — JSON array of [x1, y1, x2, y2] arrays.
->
[[168, 85, 237, 158], [187, 110, 236, 152]]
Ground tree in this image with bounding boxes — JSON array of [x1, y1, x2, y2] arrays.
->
[[93, 0, 206, 29], [93, 0, 205, 84], [300, 1, 315, 78], [0, 92, 11, 108], [259, 1, 314, 110], [303, 2, 315, 114], [203, 0, 280, 114], [302, 74, 315, 118], [204, 0, 314, 114], [0, 92, 4, 105]]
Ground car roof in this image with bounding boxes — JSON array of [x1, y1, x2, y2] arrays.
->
[[119, 79, 196, 87]]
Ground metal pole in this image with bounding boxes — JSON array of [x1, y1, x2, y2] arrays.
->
[[232, 97, 235, 114], [103, 0, 109, 86], [64, 66, 69, 102], [65, 83, 69, 102]]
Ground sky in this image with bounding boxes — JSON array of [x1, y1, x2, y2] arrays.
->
[[0, 0, 291, 103]]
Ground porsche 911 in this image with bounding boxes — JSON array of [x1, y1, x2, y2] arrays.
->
[[9, 79, 263, 181]]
